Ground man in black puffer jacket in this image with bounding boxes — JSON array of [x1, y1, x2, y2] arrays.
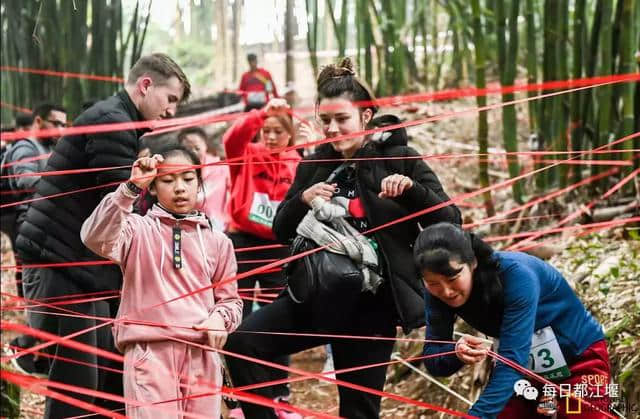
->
[[15, 53, 190, 418]]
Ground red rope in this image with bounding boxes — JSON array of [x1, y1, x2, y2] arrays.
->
[[0, 65, 125, 83]]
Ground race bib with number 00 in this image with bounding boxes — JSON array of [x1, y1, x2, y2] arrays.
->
[[248, 192, 281, 228]]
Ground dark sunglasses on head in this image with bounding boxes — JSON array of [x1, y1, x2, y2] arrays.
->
[[46, 119, 66, 128]]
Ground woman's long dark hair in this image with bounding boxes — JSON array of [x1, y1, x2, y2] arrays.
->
[[413, 222, 503, 307]]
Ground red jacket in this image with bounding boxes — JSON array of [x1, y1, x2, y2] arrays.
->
[[223, 109, 301, 240], [239, 68, 278, 106]]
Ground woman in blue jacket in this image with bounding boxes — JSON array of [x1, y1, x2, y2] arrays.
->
[[414, 222, 611, 418]]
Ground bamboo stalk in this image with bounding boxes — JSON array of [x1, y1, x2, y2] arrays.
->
[[305, 0, 319, 79], [524, 0, 538, 134], [496, 0, 523, 203], [595, 0, 614, 182], [471, 0, 495, 217], [570, 0, 587, 185], [618, 0, 636, 189]]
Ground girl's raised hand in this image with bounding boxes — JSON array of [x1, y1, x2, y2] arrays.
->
[[130, 154, 164, 189], [264, 98, 290, 116], [297, 120, 322, 144]]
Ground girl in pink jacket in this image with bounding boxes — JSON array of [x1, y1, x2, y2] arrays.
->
[[81, 143, 242, 418]]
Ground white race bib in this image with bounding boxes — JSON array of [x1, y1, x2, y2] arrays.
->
[[528, 326, 571, 381], [248, 192, 280, 227], [247, 91, 267, 105]]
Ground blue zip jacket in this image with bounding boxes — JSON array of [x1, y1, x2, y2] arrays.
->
[[423, 251, 604, 418]]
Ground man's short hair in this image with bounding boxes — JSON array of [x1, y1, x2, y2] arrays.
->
[[247, 53, 257, 62], [32, 103, 67, 120], [81, 99, 99, 112], [177, 127, 208, 143], [15, 113, 34, 129], [127, 53, 191, 102]]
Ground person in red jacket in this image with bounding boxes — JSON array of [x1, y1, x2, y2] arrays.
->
[[239, 53, 279, 111], [223, 97, 301, 417]]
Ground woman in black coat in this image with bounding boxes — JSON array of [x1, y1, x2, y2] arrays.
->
[[225, 58, 461, 419]]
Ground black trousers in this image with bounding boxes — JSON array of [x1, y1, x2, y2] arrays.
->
[[225, 289, 396, 419], [2, 211, 23, 298], [22, 267, 124, 418], [229, 231, 291, 400]]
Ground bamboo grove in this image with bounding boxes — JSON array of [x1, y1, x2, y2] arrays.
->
[[2, 0, 639, 207], [305, 0, 639, 208], [1, 0, 151, 119]]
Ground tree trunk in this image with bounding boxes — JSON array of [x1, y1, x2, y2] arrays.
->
[[555, 0, 570, 188], [305, 0, 319, 79], [431, 0, 439, 90], [618, 0, 635, 187], [538, 0, 561, 189], [326, 0, 347, 58], [471, 0, 495, 217], [232, 0, 242, 83], [418, 1, 428, 86], [594, 0, 613, 181], [362, 0, 374, 86], [496, 0, 523, 203], [285, 0, 295, 83], [217, 0, 229, 87], [524, 0, 538, 134], [570, 0, 586, 184]]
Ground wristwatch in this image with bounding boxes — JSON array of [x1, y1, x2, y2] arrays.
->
[[125, 181, 143, 195]]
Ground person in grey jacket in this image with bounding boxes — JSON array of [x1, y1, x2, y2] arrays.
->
[[3, 104, 66, 383], [5, 104, 67, 223]]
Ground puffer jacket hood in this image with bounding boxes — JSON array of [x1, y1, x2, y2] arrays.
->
[[368, 114, 408, 147]]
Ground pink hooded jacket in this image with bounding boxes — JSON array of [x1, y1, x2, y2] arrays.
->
[[81, 183, 243, 352]]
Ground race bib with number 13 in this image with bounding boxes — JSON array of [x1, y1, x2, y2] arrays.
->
[[527, 326, 571, 381]]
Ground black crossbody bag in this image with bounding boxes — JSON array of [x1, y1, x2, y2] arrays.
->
[[284, 163, 364, 305]]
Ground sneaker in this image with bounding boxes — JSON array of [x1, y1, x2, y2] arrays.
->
[[5, 339, 48, 378], [321, 354, 336, 380], [227, 407, 245, 419], [274, 397, 303, 419]]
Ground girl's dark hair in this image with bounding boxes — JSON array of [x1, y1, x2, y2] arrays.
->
[[413, 222, 502, 307], [177, 127, 208, 144], [316, 57, 378, 115], [152, 142, 202, 185]]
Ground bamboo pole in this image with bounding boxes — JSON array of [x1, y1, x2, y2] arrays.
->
[[524, 0, 539, 134], [618, 0, 636, 186], [471, 0, 495, 217], [570, 0, 587, 185], [305, 0, 319, 79], [595, 0, 613, 181], [496, 0, 523, 203]]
